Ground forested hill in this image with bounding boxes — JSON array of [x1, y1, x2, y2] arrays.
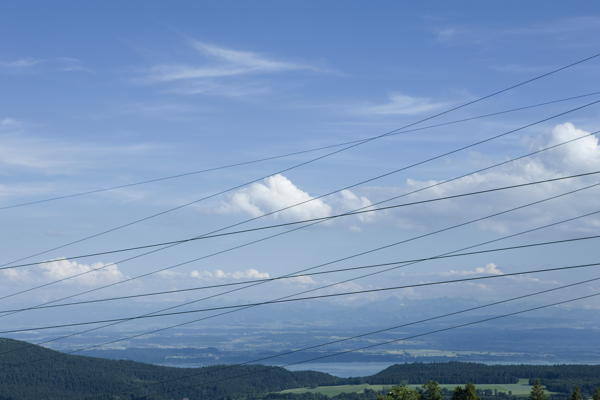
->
[[0, 337, 344, 400], [364, 362, 521, 384], [2, 337, 600, 400]]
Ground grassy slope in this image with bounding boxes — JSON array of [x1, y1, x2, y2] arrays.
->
[[281, 379, 557, 397]]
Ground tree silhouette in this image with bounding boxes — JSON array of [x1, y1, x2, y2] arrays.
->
[[528, 379, 546, 400], [570, 386, 583, 400]]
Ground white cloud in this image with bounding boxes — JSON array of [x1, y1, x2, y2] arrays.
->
[[432, 16, 600, 49], [2, 258, 125, 286], [362, 122, 600, 233], [0, 118, 23, 131], [445, 263, 504, 276], [0, 58, 43, 68], [190, 268, 269, 280], [139, 39, 319, 84], [354, 93, 447, 116], [0, 57, 93, 74], [215, 174, 333, 222], [134, 39, 328, 97], [0, 132, 159, 175], [213, 174, 375, 226], [335, 190, 374, 222]]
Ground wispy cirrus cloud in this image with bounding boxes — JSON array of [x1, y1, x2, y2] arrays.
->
[[0, 57, 94, 74], [135, 39, 328, 97], [352, 93, 448, 116], [141, 40, 319, 83], [432, 15, 600, 48]]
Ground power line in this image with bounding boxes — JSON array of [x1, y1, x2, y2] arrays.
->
[[2, 261, 599, 334], [4, 191, 600, 362], [3, 104, 598, 307], [80, 275, 600, 400], [2, 233, 599, 314], [2, 54, 596, 396], [5, 169, 600, 272], [1, 129, 597, 378], [3, 90, 600, 212], [148, 291, 600, 400], [4, 53, 599, 269], [3, 126, 598, 330], [3, 187, 599, 365]]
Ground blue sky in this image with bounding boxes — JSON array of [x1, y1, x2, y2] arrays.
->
[[2, 1, 600, 338]]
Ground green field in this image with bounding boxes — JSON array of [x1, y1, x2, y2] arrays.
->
[[280, 379, 556, 397]]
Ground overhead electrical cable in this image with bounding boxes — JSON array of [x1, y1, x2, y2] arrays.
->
[[121, 290, 600, 400], [4, 169, 600, 272], [77, 275, 600, 400], [3, 184, 599, 365], [4, 201, 599, 366], [4, 52, 599, 269], [3, 118, 599, 363], [3, 103, 598, 306], [2, 233, 599, 314], [2, 90, 600, 212], [3, 260, 599, 334]]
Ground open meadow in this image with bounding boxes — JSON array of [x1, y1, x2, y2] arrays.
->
[[280, 379, 557, 397]]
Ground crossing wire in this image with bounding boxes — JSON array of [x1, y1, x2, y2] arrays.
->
[[1, 125, 597, 351], [79, 276, 600, 400], [2, 102, 599, 306], [4, 51, 600, 269], [3, 185, 599, 364], [3, 260, 599, 334], [2, 90, 599, 212], [3, 169, 599, 272], [1, 233, 598, 314], [0, 127, 597, 374]]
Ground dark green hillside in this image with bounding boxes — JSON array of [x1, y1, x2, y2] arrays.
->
[[364, 362, 520, 384], [3, 338, 600, 400], [0, 337, 344, 400]]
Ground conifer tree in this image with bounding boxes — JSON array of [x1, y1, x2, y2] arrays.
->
[[571, 386, 583, 400], [528, 379, 546, 400], [593, 388, 600, 400]]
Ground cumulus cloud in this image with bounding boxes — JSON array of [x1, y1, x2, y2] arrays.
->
[[444, 263, 504, 276], [215, 174, 333, 222], [2, 258, 125, 286], [190, 268, 269, 280], [213, 174, 375, 226], [362, 122, 600, 233], [284, 275, 317, 285]]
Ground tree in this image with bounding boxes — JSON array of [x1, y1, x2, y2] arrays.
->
[[570, 387, 583, 400], [593, 388, 600, 400], [452, 384, 480, 400], [422, 381, 442, 400], [528, 379, 546, 400], [378, 385, 422, 400]]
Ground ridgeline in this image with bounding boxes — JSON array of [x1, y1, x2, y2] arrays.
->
[[1, 338, 599, 400]]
